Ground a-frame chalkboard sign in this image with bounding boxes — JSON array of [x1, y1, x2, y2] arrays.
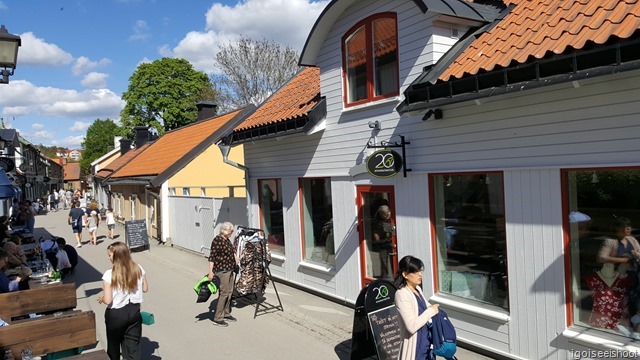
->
[[125, 219, 149, 251]]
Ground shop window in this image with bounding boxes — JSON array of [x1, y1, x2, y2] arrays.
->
[[300, 178, 334, 266], [431, 173, 508, 309], [259, 179, 285, 254], [342, 13, 398, 107], [566, 168, 640, 338]]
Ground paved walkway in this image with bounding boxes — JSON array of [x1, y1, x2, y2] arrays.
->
[[31, 209, 493, 360]]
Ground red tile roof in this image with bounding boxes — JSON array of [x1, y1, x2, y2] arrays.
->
[[112, 110, 244, 178], [440, 0, 640, 81], [63, 162, 80, 181], [233, 67, 320, 131], [94, 144, 151, 179]]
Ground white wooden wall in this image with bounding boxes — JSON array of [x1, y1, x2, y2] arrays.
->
[[241, 0, 640, 357]]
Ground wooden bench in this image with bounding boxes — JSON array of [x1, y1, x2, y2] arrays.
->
[[0, 283, 97, 359]]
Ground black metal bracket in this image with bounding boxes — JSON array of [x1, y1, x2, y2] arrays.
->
[[366, 135, 412, 177]]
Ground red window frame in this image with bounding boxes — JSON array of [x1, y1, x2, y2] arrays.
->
[[341, 12, 399, 108]]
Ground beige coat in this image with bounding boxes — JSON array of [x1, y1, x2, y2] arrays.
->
[[394, 286, 437, 360], [597, 236, 640, 273]]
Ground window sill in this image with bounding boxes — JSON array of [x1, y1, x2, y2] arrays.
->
[[271, 253, 286, 262], [342, 96, 400, 113], [563, 327, 640, 352], [429, 293, 510, 323], [299, 260, 336, 275]]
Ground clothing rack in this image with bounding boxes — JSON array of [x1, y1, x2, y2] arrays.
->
[[233, 225, 284, 318]]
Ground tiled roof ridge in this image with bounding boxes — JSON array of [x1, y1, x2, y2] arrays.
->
[[440, 0, 640, 80], [162, 108, 244, 135]]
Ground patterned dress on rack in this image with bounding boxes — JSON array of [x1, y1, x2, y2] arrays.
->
[[235, 240, 271, 295], [585, 272, 632, 329]]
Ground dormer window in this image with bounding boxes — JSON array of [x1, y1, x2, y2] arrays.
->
[[342, 13, 398, 107]]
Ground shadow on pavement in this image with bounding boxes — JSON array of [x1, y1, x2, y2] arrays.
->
[[141, 337, 161, 359], [335, 339, 352, 360]]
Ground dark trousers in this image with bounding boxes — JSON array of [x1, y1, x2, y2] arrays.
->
[[214, 270, 234, 321], [105, 303, 142, 360]]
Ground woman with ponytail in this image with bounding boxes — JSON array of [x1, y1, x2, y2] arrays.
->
[[394, 255, 440, 360], [98, 241, 149, 360]]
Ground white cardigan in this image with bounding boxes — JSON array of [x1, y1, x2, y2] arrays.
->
[[394, 286, 437, 360]]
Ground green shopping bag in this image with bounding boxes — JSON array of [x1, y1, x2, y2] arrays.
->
[[193, 275, 218, 303]]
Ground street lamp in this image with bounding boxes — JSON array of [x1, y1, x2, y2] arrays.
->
[[0, 25, 22, 84]]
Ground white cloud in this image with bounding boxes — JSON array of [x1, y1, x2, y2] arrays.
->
[[52, 135, 85, 148], [0, 80, 125, 119], [81, 72, 109, 88], [70, 121, 91, 132], [161, 0, 328, 74], [32, 123, 45, 130], [15, 127, 55, 143], [72, 56, 112, 76], [0, 1, 7, 10], [129, 20, 151, 42], [18, 32, 74, 66]]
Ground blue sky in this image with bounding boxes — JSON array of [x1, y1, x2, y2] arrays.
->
[[0, 0, 327, 148]]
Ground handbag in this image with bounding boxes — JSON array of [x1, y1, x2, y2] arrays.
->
[[141, 311, 155, 325]]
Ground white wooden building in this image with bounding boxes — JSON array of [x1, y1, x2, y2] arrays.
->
[[228, 0, 640, 358]]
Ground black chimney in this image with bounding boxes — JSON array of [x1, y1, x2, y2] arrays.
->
[[134, 126, 150, 148], [119, 138, 132, 156], [196, 101, 218, 121]]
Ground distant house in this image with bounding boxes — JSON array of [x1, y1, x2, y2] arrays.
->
[[67, 149, 82, 161], [63, 162, 81, 191]]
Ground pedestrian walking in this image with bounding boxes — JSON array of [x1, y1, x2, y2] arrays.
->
[[24, 200, 36, 234], [68, 201, 85, 248], [105, 207, 116, 239], [207, 221, 239, 327], [394, 255, 440, 360], [97, 241, 149, 360], [59, 188, 66, 209], [86, 210, 99, 245]]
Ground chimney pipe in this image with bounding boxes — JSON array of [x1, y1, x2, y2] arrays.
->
[[196, 101, 218, 121], [120, 138, 132, 156], [134, 126, 150, 148]]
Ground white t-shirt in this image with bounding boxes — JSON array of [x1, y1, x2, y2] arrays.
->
[[102, 265, 145, 309], [106, 212, 115, 225]]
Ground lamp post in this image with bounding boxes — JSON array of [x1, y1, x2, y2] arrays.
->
[[0, 25, 21, 84]]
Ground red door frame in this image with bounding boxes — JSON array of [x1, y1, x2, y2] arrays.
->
[[356, 185, 397, 288]]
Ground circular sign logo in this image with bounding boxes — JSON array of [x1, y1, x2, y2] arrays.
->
[[366, 149, 403, 178]]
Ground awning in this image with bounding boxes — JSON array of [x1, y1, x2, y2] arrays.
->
[[0, 169, 17, 199]]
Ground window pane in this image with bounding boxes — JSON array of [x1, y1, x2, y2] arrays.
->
[[432, 173, 508, 309], [345, 26, 368, 103], [259, 179, 285, 254], [568, 169, 640, 337], [301, 178, 334, 266], [372, 17, 398, 97]]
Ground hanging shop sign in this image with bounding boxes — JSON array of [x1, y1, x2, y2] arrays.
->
[[366, 149, 403, 178]]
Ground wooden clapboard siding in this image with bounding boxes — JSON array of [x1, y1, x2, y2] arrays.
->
[[504, 169, 564, 360], [395, 71, 640, 172]]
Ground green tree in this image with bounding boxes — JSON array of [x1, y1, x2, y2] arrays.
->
[[214, 36, 300, 110], [120, 58, 215, 136], [80, 119, 121, 176]]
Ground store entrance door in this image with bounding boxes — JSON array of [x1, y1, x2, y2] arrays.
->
[[357, 186, 397, 287]]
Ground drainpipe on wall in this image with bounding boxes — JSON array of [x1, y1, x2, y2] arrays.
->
[[217, 143, 251, 227]]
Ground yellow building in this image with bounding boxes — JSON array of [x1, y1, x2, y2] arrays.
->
[[96, 104, 254, 244]]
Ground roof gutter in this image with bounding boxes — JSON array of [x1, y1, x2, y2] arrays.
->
[[217, 142, 252, 228], [398, 39, 640, 114]]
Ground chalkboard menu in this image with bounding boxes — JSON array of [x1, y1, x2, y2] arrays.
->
[[125, 219, 149, 249], [367, 305, 402, 359], [350, 279, 401, 360]]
